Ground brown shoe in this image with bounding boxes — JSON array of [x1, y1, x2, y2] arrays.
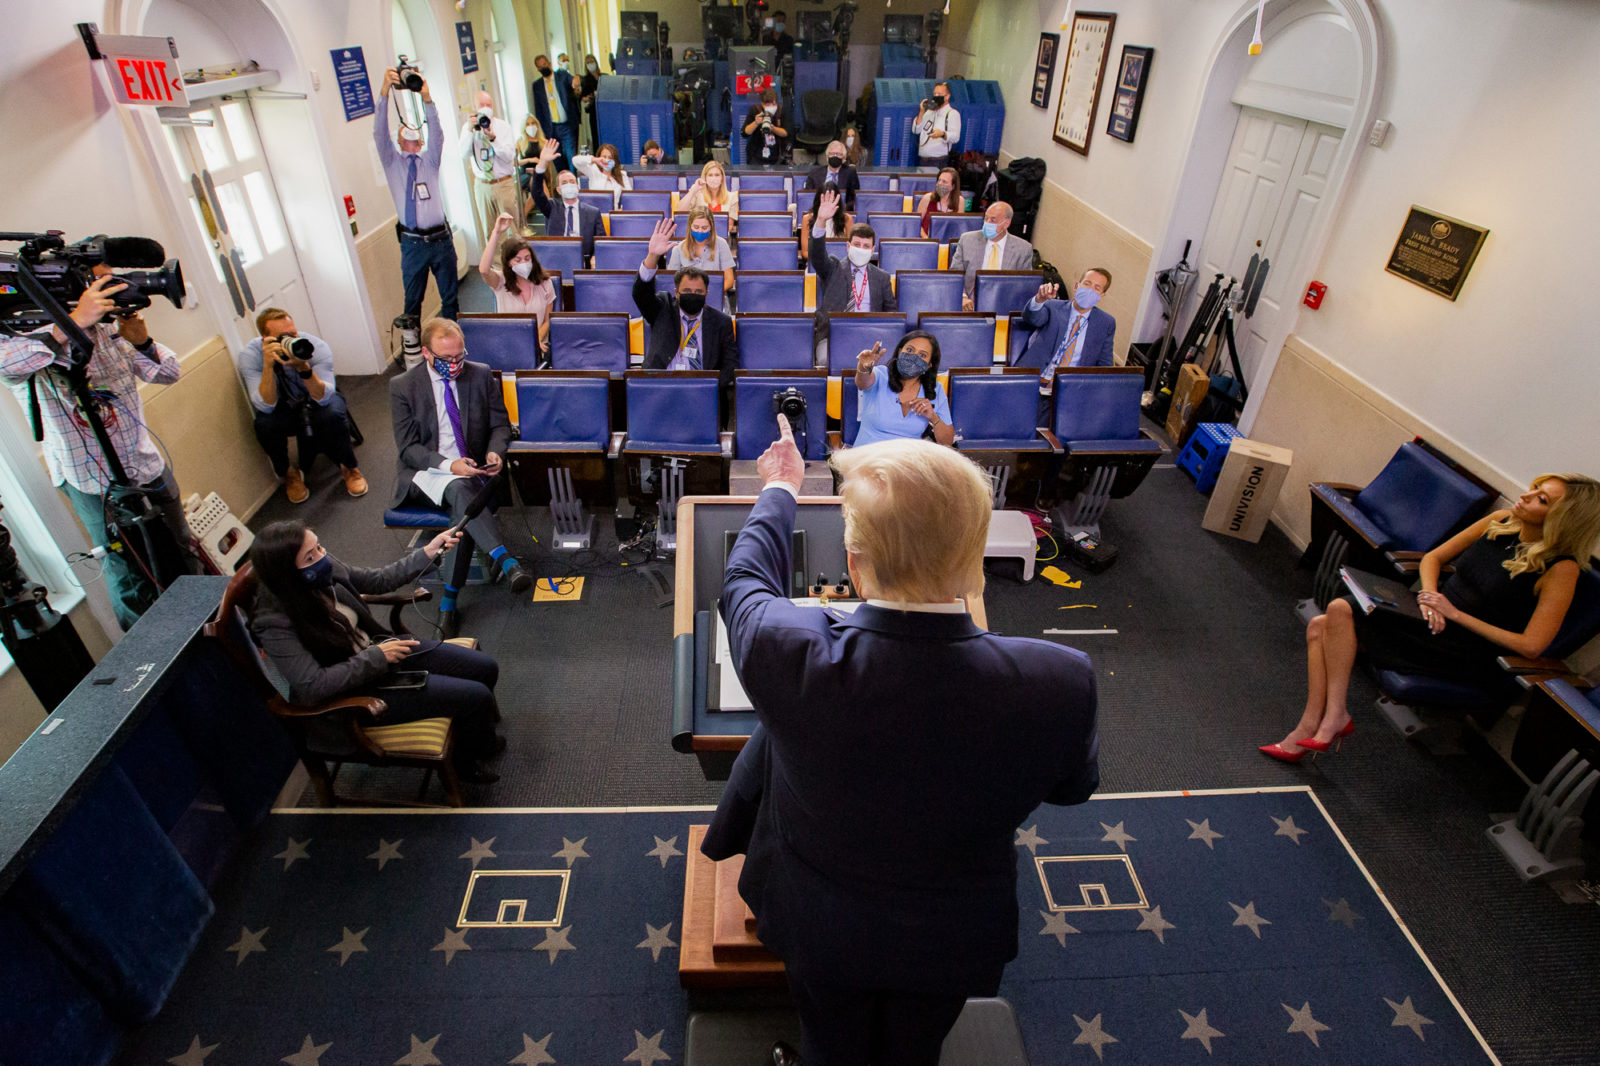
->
[[285, 467, 309, 504], [342, 466, 369, 498]]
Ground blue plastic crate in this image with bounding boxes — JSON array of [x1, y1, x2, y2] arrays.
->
[[873, 78, 934, 167], [948, 80, 1005, 155], [1175, 422, 1242, 493], [597, 76, 675, 163]]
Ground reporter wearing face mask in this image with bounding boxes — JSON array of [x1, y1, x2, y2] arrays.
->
[[515, 114, 560, 201], [840, 124, 866, 167], [810, 189, 897, 365], [742, 89, 789, 166], [480, 215, 558, 355], [1012, 269, 1116, 427], [527, 138, 606, 265], [916, 81, 962, 166], [635, 219, 738, 390], [917, 166, 965, 238], [668, 206, 737, 300], [531, 53, 581, 162], [570, 142, 633, 207], [579, 54, 603, 151], [458, 91, 518, 247], [803, 140, 860, 213], [851, 332, 955, 448]]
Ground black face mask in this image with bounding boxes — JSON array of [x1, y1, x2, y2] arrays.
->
[[933, 94, 946, 107], [828, 155, 844, 168], [677, 292, 706, 315], [537, 65, 552, 77]]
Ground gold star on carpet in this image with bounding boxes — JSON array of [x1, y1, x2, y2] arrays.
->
[[1384, 995, 1434, 1041], [274, 838, 310, 870], [1039, 909, 1079, 947], [533, 924, 576, 963], [1100, 821, 1136, 852], [552, 836, 590, 867], [1136, 905, 1175, 943], [1014, 824, 1048, 854], [394, 1033, 442, 1066], [1283, 1001, 1330, 1046], [623, 1029, 670, 1065], [166, 1035, 219, 1066], [368, 839, 404, 870], [509, 1033, 556, 1064], [1186, 818, 1224, 849], [460, 837, 497, 868], [1323, 897, 1363, 930], [326, 926, 369, 966], [637, 922, 679, 962], [1179, 1007, 1225, 1054], [1272, 815, 1308, 845], [645, 836, 683, 868], [280, 1035, 332, 1066], [431, 927, 471, 964], [1072, 1014, 1118, 1062], [1229, 901, 1271, 938], [226, 926, 267, 965]]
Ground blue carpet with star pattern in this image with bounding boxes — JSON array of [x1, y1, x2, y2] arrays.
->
[[119, 787, 1492, 1066]]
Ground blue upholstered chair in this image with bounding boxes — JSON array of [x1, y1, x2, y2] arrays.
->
[[619, 190, 673, 214], [531, 238, 585, 279], [548, 312, 630, 372], [827, 313, 910, 373], [855, 191, 907, 217], [1006, 312, 1032, 363], [737, 173, 789, 192], [949, 368, 1063, 508], [919, 312, 997, 369], [578, 190, 614, 214], [608, 211, 666, 237], [458, 313, 540, 373], [895, 271, 965, 327], [975, 270, 1043, 315], [592, 238, 655, 270], [737, 213, 796, 239], [867, 214, 922, 240], [735, 271, 806, 312], [930, 214, 986, 243], [733, 371, 829, 461], [630, 173, 681, 192], [737, 239, 800, 271], [507, 369, 617, 548], [879, 240, 941, 276], [1050, 367, 1164, 537], [572, 271, 640, 315], [740, 191, 792, 213], [897, 174, 938, 196], [1305, 440, 1497, 608], [623, 373, 725, 455], [670, 212, 732, 239], [830, 369, 862, 452], [857, 173, 894, 191], [736, 314, 815, 371]]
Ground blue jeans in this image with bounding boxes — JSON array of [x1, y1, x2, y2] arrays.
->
[[400, 231, 460, 320], [61, 464, 194, 631], [554, 122, 580, 163]]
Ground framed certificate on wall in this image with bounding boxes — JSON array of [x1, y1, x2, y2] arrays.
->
[[1054, 11, 1116, 156], [1106, 45, 1153, 143], [1031, 33, 1060, 109]]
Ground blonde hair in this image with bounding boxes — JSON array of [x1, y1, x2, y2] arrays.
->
[[1486, 473, 1600, 576], [699, 161, 728, 206], [681, 206, 717, 256], [830, 439, 993, 602], [419, 317, 463, 350]]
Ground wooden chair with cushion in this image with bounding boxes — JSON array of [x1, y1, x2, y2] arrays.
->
[[204, 563, 478, 808]]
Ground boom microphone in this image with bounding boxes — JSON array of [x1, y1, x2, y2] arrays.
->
[[448, 470, 504, 534], [99, 236, 168, 268]]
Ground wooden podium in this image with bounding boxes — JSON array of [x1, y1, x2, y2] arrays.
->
[[679, 825, 787, 988]]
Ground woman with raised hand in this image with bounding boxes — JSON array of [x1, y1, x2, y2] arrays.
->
[[852, 332, 955, 449]]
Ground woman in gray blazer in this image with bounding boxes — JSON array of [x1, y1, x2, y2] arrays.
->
[[248, 521, 506, 783]]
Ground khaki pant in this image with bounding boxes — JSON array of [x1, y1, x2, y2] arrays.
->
[[473, 176, 519, 247]]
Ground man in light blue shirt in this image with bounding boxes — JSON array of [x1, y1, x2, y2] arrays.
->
[[237, 308, 366, 502], [374, 67, 459, 322]]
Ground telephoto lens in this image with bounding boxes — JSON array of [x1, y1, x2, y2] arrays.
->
[[286, 336, 315, 361], [397, 56, 424, 92], [476, 114, 492, 131]]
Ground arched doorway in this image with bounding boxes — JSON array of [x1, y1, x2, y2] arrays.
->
[[1142, 0, 1384, 432]]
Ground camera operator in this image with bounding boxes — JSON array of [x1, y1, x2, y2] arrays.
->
[[236, 308, 367, 504], [375, 66, 460, 322], [0, 268, 196, 630], [764, 10, 796, 62], [916, 81, 962, 167], [459, 90, 519, 247], [742, 88, 790, 166]]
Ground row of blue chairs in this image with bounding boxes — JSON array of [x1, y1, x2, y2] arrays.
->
[[584, 172, 942, 196], [462, 307, 1035, 375], [531, 234, 993, 276], [596, 212, 986, 245]]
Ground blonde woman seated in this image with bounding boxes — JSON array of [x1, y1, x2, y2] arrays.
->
[[570, 142, 632, 205], [480, 214, 558, 353], [515, 116, 559, 207], [798, 182, 852, 265], [841, 124, 867, 167], [680, 160, 740, 228], [918, 166, 965, 238], [668, 206, 736, 300], [1260, 473, 1600, 763]]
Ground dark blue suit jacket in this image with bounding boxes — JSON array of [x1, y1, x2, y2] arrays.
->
[[703, 489, 1100, 993], [529, 181, 605, 262], [531, 74, 578, 134], [1012, 299, 1116, 372]]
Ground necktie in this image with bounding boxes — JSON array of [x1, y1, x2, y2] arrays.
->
[[441, 379, 468, 459], [1043, 312, 1087, 385], [983, 240, 1000, 270], [405, 155, 419, 230], [567, 205, 576, 234]]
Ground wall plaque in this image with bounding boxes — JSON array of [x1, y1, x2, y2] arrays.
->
[[1384, 207, 1488, 301]]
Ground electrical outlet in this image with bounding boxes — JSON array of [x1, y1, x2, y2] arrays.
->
[[1367, 119, 1389, 147]]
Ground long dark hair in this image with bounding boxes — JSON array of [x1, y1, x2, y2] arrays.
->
[[499, 237, 548, 295], [250, 521, 363, 663], [887, 329, 941, 400], [932, 167, 962, 212], [598, 142, 628, 187], [808, 181, 848, 236]]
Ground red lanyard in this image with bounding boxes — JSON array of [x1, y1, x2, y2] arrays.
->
[[851, 267, 868, 310]]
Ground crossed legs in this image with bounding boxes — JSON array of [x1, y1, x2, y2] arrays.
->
[[1272, 597, 1358, 754]]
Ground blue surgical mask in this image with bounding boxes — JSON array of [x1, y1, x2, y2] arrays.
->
[[691, 228, 712, 242], [300, 555, 334, 589], [896, 350, 930, 379], [1073, 285, 1102, 310], [774, 21, 786, 33], [982, 222, 1000, 241]]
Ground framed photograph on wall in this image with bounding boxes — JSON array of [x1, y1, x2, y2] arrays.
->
[[1031, 33, 1059, 109], [1053, 11, 1116, 155], [1106, 45, 1153, 143]]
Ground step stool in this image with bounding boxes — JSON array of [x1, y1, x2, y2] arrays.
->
[[985, 509, 1037, 582], [1175, 422, 1240, 493]]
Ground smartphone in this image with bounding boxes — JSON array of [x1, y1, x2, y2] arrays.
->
[[375, 670, 429, 691]]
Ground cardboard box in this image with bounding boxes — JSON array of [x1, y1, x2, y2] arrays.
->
[[1202, 437, 1294, 542], [1166, 363, 1210, 443]]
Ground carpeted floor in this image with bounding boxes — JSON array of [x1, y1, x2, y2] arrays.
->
[[226, 279, 1600, 1066]]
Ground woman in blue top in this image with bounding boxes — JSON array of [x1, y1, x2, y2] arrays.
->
[[852, 331, 956, 448]]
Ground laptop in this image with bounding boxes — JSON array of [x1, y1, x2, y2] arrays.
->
[[1339, 566, 1426, 619]]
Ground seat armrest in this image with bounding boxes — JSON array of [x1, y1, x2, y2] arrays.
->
[[1313, 481, 1362, 495], [720, 431, 734, 459], [608, 431, 627, 459], [268, 695, 387, 719], [1386, 550, 1427, 563], [363, 588, 430, 607], [1037, 428, 1063, 453], [1515, 672, 1593, 691], [1498, 654, 1572, 675]]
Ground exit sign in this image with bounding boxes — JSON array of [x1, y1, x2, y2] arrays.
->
[[94, 32, 189, 108]]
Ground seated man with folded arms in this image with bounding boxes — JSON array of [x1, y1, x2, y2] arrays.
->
[[237, 308, 367, 504], [634, 219, 737, 388], [1012, 270, 1115, 426]]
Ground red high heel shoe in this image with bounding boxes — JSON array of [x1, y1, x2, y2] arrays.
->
[[1297, 719, 1355, 753], [1258, 742, 1308, 764]]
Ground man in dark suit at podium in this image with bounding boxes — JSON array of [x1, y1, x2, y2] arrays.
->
[[703, 421, 1100, 1065]]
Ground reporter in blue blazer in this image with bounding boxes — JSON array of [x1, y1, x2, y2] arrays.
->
[[702, 421, 1100, 1066], [1011, 269, 1116, 426]]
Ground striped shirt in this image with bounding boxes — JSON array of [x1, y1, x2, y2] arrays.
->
[[0, 324, 179, 493]]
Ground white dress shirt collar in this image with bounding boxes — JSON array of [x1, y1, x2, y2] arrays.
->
[[866, 599, 968, 614]]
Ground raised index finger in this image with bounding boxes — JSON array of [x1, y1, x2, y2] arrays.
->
[[776, 413, 795, 441]]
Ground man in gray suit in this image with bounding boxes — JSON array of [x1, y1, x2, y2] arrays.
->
[[390, 318, 529, 637], [811, 189, 897, 366], [950, 201, 1034, 309]]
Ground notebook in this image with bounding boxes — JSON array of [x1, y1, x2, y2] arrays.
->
[[1339, 566, 1426, 619]]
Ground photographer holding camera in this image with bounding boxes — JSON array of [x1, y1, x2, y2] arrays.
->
[[459, 90, 519, 247], [375, 65, 459, 322], [0, 267, 195, 630], [742, 88, 790, 166], [916, 81, 962, 167], [236, 308, 367, 504]]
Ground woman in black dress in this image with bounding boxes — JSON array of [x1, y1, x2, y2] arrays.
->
[[1261, 472, 1600, 762]]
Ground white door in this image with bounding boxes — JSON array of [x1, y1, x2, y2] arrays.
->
[[163, 96, 318, 336], [1196, 107, 1343, 382]]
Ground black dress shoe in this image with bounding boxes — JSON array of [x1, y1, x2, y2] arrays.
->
[[456, 762, 500, 785], [504, 562, 533, 594], [770, 1041, 802, 1066], [438, 609, 460, 640]]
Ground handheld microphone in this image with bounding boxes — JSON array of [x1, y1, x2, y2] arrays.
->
[[445, 470, 504, 536]]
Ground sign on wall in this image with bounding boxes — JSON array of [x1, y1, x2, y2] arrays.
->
[[456, 22, 479, 74], [330, 47, 375, 122], [1384, 207, 1489, 301], [98, 33, 189, 108]]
